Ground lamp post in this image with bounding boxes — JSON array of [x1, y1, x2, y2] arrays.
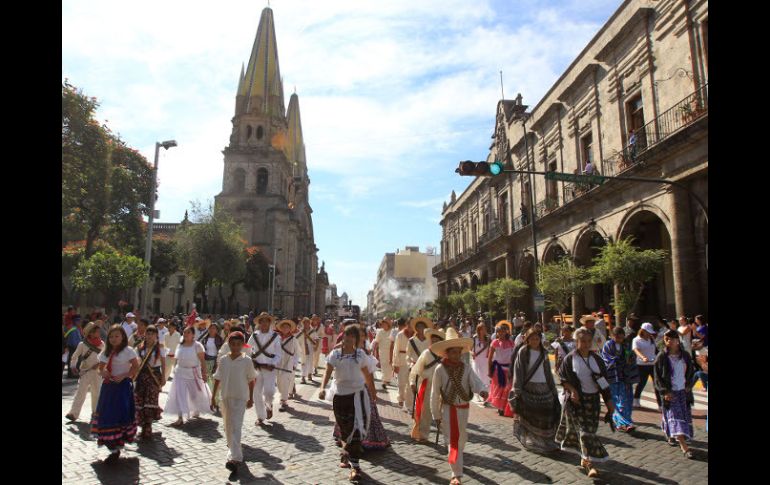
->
[[138, 139, 177, 316]]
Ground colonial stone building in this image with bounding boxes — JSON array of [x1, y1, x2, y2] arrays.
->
[[373, 246, 440, 318], [214, 7, 318, 316], [434, 0, 708, 323]]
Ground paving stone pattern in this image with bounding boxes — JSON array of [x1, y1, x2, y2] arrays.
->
[[62, 361, 708, 484]]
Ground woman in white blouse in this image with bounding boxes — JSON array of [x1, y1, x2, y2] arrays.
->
[[165, 326, 212, 426]]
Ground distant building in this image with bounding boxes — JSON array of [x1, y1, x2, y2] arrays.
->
[[372, 246, 440, 318]]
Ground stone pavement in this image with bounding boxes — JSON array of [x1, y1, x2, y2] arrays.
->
[[62, 361, 708, 484]]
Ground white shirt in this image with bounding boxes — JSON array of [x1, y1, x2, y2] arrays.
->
[[157, 327, 169, 345], [632, 337, 657, 365], [551, 339, 576, 362], [430, 362, 485, 418], [669, 354, 687, 391], [678, 325, 692, 353], [214, 352, 257, 400], [137, 344, 167, 368], [122, 321, 137, 340], [374, 328, 393, 354], [572, 353, 601, 394], [407, 336, 429, 365], [98, 346, 138, 377], [392, 331, 410, 366], [247, 330, 282, 366], [527, 349, 547, 384], [205, 338, 218, 357], [327, 348, 368, 395], [164, 331, 181, 356], [176, 341, 205, 368]]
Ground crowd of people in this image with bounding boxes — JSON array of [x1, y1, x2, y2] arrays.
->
[[62, 305, 708, 483]]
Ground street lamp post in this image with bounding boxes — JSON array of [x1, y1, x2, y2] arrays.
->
[[138, 139, 177, 316]]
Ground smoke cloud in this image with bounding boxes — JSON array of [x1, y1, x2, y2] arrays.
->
[[381, 278, 431, 313]]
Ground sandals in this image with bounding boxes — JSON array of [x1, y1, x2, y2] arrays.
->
[[170, 419, 184, 428], [667, 438, 678, 446], [683, 449, 694, 459], [581, 460, 598, 478], [450, 477, 462, 485], [266, 408, 273, 420], [349, 467, 362, 482]]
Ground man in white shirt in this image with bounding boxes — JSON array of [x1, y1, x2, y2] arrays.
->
[[121, 312, 138, 341], [579, 315, 606, 352], [392, 319, 413, 411], [156, 318, 169, 345], [163, 321, 182, 381], [247, 312, 282, 425], [374, 319, 395, 390]]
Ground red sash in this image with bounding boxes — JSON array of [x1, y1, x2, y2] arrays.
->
[[448, 403, 470, 464], [414, 378, 429, 423]]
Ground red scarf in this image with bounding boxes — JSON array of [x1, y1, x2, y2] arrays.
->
[[87, 335, 103, 348]]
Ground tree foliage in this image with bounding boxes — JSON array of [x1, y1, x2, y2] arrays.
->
[[71, 244, 148, 310], [492, 278, 529, 319], [174, 202, 246, 311], [537, 258, 589, 318], [148, 235, 179, 287], [588, 237, 667, 319], [447, 292, 464, 315], [460, 288, 478, 314]]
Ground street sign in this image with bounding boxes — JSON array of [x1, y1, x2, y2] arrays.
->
[[534, 293, 545, 313], [544, 171, 605, 186]]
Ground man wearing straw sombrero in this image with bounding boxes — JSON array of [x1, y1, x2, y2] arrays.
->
[[409, 327, 446, 441], [430, 327, 488, 485], [579, 315, 606, 352]]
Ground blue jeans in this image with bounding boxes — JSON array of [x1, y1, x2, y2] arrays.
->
[[692, 371, 708, 390]]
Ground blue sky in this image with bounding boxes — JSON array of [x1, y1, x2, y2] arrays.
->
[[62, 0, 621, 309]]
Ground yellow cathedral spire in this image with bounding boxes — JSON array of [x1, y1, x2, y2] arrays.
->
[[285, 92, 306, 170], [240, 7, 285, 118]]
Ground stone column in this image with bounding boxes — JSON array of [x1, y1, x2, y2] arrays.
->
[[669, 188, 702, 316], [505, 253, 513, 279]]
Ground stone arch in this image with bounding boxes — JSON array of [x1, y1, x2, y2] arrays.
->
[[616, 202, 672, 243], [617, 208, 675, 319], [573, 226, 612, 316], [571, 223, 610, 257], [541, 239, 568, 264]]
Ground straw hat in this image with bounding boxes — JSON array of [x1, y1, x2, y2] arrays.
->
[[275, 319, 297, 333], [82, 322, 99, 337], [579, 315, 599, 325], [430, 327, 473, 356], [255, 312, 276, 325], [424, 328, 446, 342], [495, 320, 512, 332], [409, 317, 435, 332]]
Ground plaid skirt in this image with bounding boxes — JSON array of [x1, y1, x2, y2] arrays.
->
[[134, 366, 163, 425], [555, 392, 608, 462], [511, 382, 561, 452]]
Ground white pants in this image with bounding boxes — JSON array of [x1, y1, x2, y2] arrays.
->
[[222, 398, 246, 462], [412, 377, 433, 439], [276, 368, 294, 402], [253, 369, 276, 420], [396, 365, 412, 407], [312, 346, 321, 371], [164, 356, 176, 381], [439, 405, 469, 478], [68, 370, 102, 418], [379, 354, 393, 383]]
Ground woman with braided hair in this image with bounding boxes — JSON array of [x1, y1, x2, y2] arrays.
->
[[134, 325, 166, 440], [430, 327, 488, 485]]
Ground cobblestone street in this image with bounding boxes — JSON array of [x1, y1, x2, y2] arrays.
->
[[62, 361, 708, 484]]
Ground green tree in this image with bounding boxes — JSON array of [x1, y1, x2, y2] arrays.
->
[[174, 203, 246, 313], [447, 292, 464, 316], [476, 283, 498, 319], [493, 278, 529, 320], [460, 289, 478, 315], [433, 295, 450, 319], [148, 235, 179, 287], [537, 258, 589, 324], [588, 237, 667, 322], [71, 245, 148, 311]]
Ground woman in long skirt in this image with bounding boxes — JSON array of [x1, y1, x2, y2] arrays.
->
[[134, 325, 166, 440], [486, 322, 514, 416], [600, 326, 639, 431], [654, 330, 695, 459], [470, 323, 491, 403], [332, 325, 390, 451], [555, 328, 616, 478], [165, 326, 212, 426], [91, 325, 140, 464], [509, 328, 560, 453]]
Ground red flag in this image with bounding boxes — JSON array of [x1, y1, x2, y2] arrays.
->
[[186, 306, 198, 327]]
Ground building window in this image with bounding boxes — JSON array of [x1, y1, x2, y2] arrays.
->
[[580, 132, 593, 171], [257, 126, 264, 140], [546, 160, 558, 207], [626, 96, 646, 149], [233, 167, 246, 193], [499, 193, 509, 234], [483, 212, 490, 234], [257, 168, 268, 194], [246, 125, 253, 139]]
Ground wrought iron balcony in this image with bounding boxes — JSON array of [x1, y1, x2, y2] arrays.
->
[[478, 223, 504, 246]]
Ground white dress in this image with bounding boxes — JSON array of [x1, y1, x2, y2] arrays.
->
[[164, 342, 213, 417], [471, 336, 491, 390]]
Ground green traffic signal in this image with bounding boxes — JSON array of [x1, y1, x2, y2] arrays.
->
[[455, 160, 504, 176]]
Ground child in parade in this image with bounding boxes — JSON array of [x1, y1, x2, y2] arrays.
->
[[275, 319, 299, 412], [487, 321, 514, 416], [134, 325, 166, 440], [165, 326, 213, 426], [90, 325, 139, 464], [66, 322, 104, 422], [319, 325, 378, 482], [410, 328, 446, 441], [430, 327, 488, 485], [247, 312, 283, 425], [211, 331, 257, 477]]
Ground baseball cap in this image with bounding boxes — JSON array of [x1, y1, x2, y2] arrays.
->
[[641, 322, 656, 334], [126, 312, 136, 318]]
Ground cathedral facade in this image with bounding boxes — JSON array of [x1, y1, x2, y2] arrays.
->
[[214, 7, 318, 317]]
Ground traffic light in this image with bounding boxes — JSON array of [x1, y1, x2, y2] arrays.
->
[[455, 160, 504, 176]]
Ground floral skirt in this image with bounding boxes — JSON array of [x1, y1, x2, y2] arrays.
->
[[511, 382, 561, 452], [661, 389, 693, 440], [610, 382, 634, 428], [135, 367, 163, 425], [91, 379, 137, 449], [555, 392, 608, 462]]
